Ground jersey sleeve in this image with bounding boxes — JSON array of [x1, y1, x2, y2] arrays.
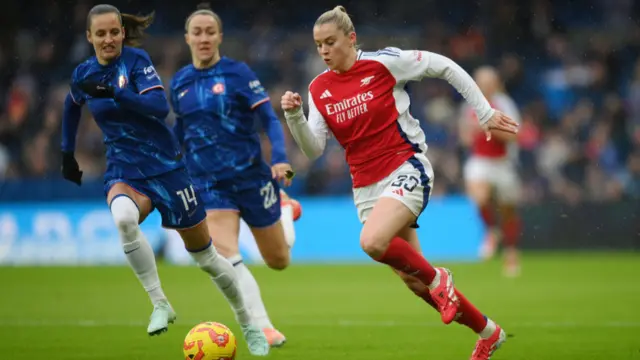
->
[[236, 63, 270, 110], [69, 66, 85, 105], [370, 47, 430, 82], [283, 91, 329, 160], [132, 52, 164, 94], [61, 93, 82, 153], [378, 47, 494, 124], [307, 92, 329, 141]]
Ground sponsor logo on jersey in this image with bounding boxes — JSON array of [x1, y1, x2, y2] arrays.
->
[[324, 91, 374, 123], [248, 80, 265, 94], [143, 65, 160, 81]]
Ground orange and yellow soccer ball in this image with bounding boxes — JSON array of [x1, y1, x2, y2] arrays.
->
[[183, 322, 237, 360]]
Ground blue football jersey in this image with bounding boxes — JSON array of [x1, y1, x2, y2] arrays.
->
[[68, 46, 182, 180], [170, 57, 272, 183]]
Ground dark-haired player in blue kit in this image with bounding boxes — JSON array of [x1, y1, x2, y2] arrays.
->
[[170, 4, 301, 347], [60, 4, 269, 355]]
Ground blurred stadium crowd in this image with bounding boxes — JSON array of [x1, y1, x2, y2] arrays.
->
[[1, 0, 640, 204]]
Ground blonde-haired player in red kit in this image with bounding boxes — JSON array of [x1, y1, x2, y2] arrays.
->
[[281, 5, 518, 360], [459, 66, 523, 277]]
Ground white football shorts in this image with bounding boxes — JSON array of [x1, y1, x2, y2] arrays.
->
[[463, 155, 521, 203], [353, 152, 435, 224]]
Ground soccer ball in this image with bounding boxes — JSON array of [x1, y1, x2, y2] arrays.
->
[[183, 322, 237, 360]]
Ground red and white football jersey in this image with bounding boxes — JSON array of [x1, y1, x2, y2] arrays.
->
[[464, 92, 521, 158], [306, 47, 494, 188]]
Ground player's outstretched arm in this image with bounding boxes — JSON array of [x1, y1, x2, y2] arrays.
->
[[60, 92, 83, 185], [421, 52, 495, 125], [61, 93, 82, 154], [113, 87, 170, 119], [281, 91, 328, 161], [77, 80, 170, 119], [417, 51, 519, 138], [380, 48, 506, 130]]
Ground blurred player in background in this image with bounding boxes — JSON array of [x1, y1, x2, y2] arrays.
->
[[60, 4, 269, 355], [459, 66, 522, 277], [170, 3, 301, 347], [282, 6, 518, 359]]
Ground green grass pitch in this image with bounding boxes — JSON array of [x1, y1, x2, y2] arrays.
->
[[1, 252, 639, 359]]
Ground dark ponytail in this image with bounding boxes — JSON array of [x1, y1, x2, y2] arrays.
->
[[121, 12, 155, 47], [86, 4, 155, 47]]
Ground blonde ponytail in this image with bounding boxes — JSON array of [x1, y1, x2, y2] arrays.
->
[[333, 5, 347, 13], [315, 5, 355, 34]]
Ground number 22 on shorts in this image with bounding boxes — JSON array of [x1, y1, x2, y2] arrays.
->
[[260, 182, 278, 209]]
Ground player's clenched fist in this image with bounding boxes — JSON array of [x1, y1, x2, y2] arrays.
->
[[281, 91, 302, 113]]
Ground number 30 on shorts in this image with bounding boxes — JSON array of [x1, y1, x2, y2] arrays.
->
[[390, 175, 420, 192], [260, 182, 278, 209], [176, 185, 198, 211]]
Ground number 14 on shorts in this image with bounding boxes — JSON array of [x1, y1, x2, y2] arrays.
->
[[177, 185, 198, 211]]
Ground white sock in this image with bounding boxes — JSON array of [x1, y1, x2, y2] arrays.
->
[[280, 204, 296, 248], [479, 318, 498, 339], [189, 243, 251, 325], [427, 269, 442, 291], [229, 254, 274, 329], [110, 195, 166, 305]]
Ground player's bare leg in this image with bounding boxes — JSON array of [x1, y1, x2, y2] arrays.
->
[[360, 197, 459, 324], [249, 221, 290, 270], [207, 210, 283, 344], [107, 182, 174, 336], [498, 203, 521, 277], [392, 227, 507, 359], [246, 191, 301, 347], [246, 220, 289, 346], [206, 209, 286, 348], [179, 220, 269, 356], [466, 180, 499, 260], [248, 221, 290, 346]]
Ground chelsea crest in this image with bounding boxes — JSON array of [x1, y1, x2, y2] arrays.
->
[[118, 74, 127, 88]]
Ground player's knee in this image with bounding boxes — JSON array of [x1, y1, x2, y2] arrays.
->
[[359, 234, 388, 259], [114, 212, 138, 234], [263, 251, 290, 270], [110, 195, 140, 241]]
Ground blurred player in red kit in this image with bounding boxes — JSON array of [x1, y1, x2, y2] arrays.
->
[[459, 66, 522, 277], [281, 5, 519, 360]]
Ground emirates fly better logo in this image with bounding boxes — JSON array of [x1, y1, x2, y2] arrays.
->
[[325, 91, 374, 123]]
